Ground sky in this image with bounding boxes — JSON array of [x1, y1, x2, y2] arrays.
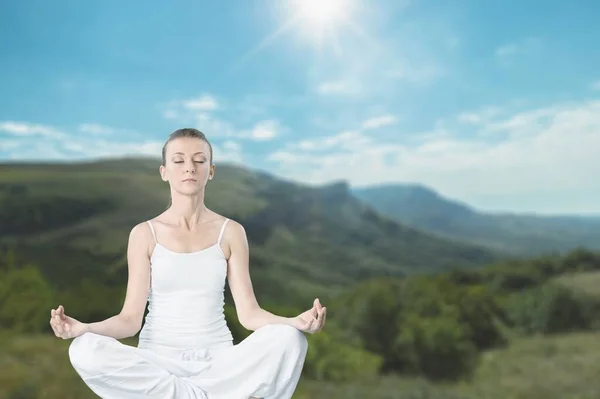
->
[[1, 0, 599, 215]]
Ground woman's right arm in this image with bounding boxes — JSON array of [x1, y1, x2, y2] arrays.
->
[[84, 222, 152, 339]]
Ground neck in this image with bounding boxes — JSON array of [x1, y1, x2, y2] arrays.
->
[[167, 193, 210, 229]]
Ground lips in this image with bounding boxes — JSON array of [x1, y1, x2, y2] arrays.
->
[[182, 178, 197, 182]]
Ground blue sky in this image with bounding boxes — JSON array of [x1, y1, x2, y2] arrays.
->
[[1, 0, 599, 215]]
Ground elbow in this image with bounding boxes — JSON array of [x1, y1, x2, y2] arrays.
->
[[237, 307, 258, 331], [237, 314, 253, 331], [130, 322, 142, 337], [120, 313, 143, 337]]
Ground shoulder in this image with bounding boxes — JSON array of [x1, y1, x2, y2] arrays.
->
[[208, 210, 244, 235], [218, 217, 248, 255], [128, 220, 156, 247], [221, 217, 245, 237]]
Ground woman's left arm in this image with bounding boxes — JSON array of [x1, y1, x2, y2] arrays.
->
[[225, 220, 325, 332]]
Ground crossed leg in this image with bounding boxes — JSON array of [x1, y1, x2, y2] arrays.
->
[[69, 332, 208, 398]]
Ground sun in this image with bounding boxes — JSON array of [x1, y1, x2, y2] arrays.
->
[[231, 0, 365, 70], [286, 0, 357, 47], [291, 0, 352, 27]]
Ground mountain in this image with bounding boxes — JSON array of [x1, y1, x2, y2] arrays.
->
[[0, 158, 500, 309], [352, 184, 600, 256]]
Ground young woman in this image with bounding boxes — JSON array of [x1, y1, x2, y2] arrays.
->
[[49, 128, 327, 399]]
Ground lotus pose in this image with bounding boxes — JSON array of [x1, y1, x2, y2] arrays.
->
[[49, 128, 327, 399]]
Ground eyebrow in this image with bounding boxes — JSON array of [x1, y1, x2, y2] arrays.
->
[[172, 152, 206, 156]]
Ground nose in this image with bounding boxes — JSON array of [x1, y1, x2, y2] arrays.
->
[[185, 161, 196, 173]]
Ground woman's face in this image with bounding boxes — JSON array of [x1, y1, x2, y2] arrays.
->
[[160, 137, 213, 196]]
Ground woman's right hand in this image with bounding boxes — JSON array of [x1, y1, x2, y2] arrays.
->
[[49, 305, 89, 339]]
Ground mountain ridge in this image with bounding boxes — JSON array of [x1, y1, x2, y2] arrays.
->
[[352, 183, 600, 255], [0, 157, 500, 309]]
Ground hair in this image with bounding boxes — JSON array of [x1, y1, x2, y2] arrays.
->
[[162, 128, 213, 209], [161, 128, 213, 166]]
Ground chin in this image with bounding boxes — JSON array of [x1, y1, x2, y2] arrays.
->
[[176, 185, 204, 196]]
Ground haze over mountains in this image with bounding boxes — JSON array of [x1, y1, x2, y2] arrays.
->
[[353, 184, 600, 256]]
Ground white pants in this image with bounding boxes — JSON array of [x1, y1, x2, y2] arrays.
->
[[68, 324, 308, 399]]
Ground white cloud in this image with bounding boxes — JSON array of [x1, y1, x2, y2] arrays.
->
[[495, 37, 541, 66], [182, 94, 219, 111], [0, 121, 65, 139], [316, 80, 361, 95], [211, 141, 245, 165], [0, 121, 165, 161], [222, 140, 241, 153], [78, 123, 115, 135], [268, 99, 600, 214], [0, 119, 247, 166], [162, 95, 286, 142], [280, 131, 371, 155], [384, 63, 443, 85], [247, 120, 280, 141], [7, 142, 68, 161], [590, 80, 600, 91], [495, 44, 521, 58], [0, 140, 23, 151], [163, 109, 179, 120], [362, 115, 397, 129], [457, 106, 502, 125]]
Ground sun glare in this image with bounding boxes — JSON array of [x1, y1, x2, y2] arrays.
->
[[292, 0, 351, 26], [286, 0, 356, 47], [231, 0, 365, 69]]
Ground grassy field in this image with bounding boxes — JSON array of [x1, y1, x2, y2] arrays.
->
[[1, 330, 599, 399], [555, 271, 600, 299]]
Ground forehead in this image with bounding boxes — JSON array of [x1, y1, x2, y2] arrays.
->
[[166, 137, 210, 156]]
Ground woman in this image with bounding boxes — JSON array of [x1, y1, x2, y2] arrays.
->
[[49, 128, 327, 399]]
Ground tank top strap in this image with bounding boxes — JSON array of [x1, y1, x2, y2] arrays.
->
[[217, 218, 229, 246], [146, 220, 158, 244]]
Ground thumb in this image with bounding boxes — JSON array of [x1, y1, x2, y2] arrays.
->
[[310, 299, 319, 316], [59, 305, 67, 320]]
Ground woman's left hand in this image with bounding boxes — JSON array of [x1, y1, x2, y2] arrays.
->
[[293, 298, 327, 334]]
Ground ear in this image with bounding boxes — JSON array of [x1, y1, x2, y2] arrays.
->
[[159, 165, 168, 182], [209, 164, 216, 180]]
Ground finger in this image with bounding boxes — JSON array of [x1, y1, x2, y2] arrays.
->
[[54, 317, 63, 334], [317, 308, 327, 331], [303, 314, 314, 326], [314, 309, 323, 329], [49, 320, 58, 334], [303, 317, 315, 331], [315, 298, 323, 310], [50, 322, 61, 338]]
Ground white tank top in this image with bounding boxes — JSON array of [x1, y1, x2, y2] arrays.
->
[[137, 218, 234, 352]]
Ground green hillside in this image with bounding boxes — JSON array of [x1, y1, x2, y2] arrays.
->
[[2, 246, 600, 399], [2, 330, 600, 399], [0, 158, 499, 308], [554, 271, 600, 299], [353, 183, 600, 255], [297, 331, 600, 399]]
